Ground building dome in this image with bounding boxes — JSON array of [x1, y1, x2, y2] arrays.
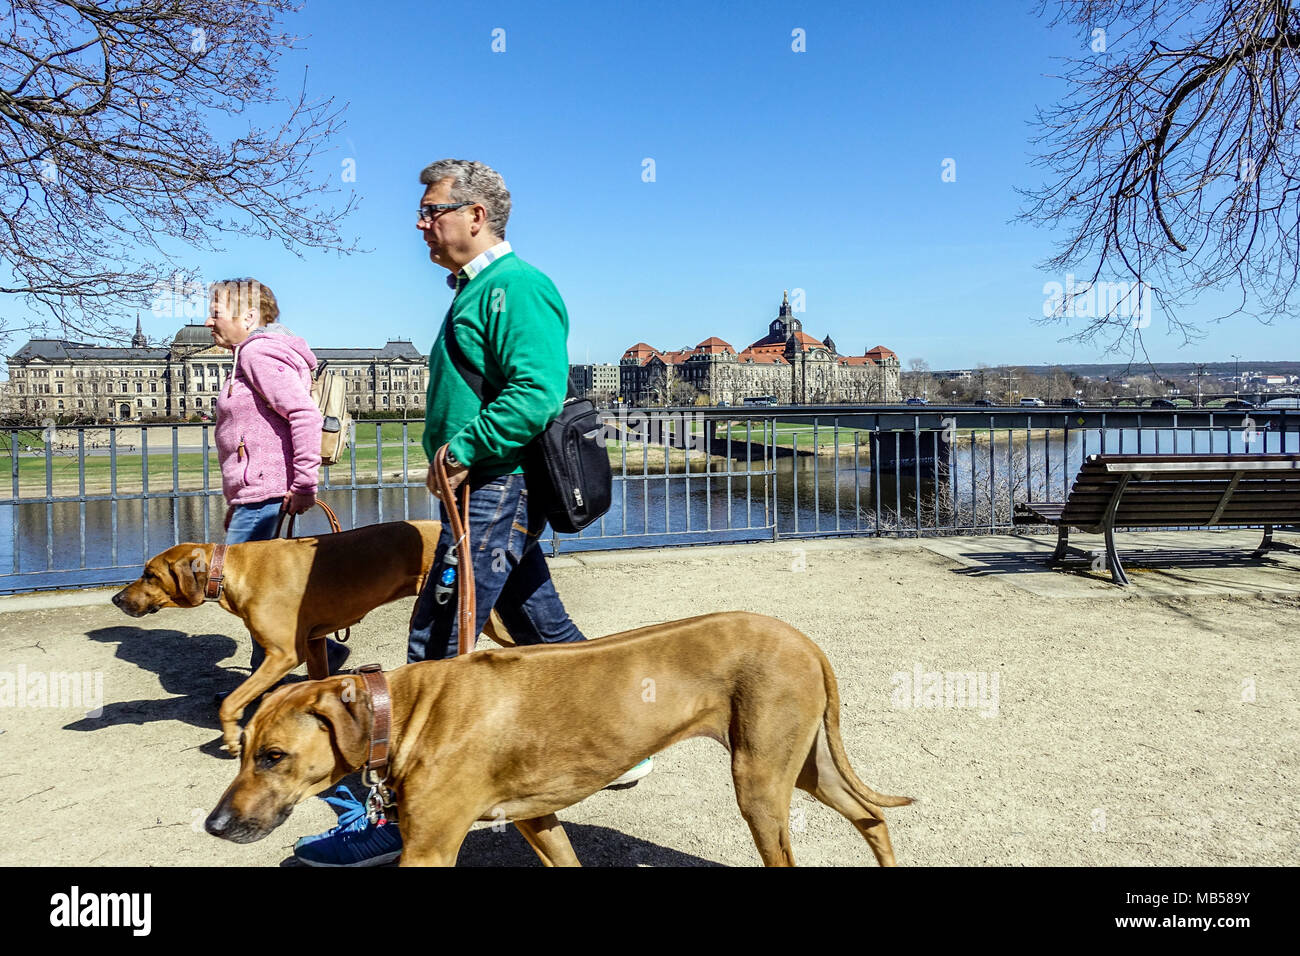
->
[[171, 324, 212, 349]]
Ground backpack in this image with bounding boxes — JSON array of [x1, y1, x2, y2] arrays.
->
[[311, 360, 351, 467]]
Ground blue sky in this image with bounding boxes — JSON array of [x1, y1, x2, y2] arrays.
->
[[17, 0, 1298, 369]]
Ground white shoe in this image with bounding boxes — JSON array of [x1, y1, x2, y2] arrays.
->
[[605, 757, 654, 789]]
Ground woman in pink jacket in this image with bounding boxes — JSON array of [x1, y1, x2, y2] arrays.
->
[[205, 278, 345, 672]]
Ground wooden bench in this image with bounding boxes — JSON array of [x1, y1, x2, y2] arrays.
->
[[1014, 453, 1300, 585]]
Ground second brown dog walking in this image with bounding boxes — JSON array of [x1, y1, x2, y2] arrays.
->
[[111, 519, 511, 756], [205, 610, 912, 866]]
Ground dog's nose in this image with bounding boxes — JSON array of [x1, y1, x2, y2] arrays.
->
[[111, 591, 123, 608], [204, 806, 231, 837]]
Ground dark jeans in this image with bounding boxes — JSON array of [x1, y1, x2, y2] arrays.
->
[[408, 471, 586, 662], [225, 497, 285, 671]]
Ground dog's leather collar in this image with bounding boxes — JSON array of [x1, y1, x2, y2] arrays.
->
[[358, 664, 391, 781], [204, 544, 227, 601]]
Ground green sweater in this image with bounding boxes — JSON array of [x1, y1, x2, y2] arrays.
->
[[422, 252, 571, 479]]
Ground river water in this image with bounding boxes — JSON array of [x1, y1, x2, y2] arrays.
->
[[2, 425, 1292, 591]]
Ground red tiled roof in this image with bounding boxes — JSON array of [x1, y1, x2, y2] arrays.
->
[[622, 343, 666, 366], [694, 336, 734, 353], [736, 348, 788, 365], [838, 355, 877, 366], [658, 348, 694, 365], [866, 345, 897, 359]]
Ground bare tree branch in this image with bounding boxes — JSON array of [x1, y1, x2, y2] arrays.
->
[[0, 0, 358, 346], [1022, 0, 1300, 350]]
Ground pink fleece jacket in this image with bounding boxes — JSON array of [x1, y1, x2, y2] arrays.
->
[[214, 324, 322, 506]]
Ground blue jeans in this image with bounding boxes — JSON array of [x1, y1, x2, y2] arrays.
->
[[225, 497, 285, 546], [225, 497, 285, 670], [407, 472, 586, 662]]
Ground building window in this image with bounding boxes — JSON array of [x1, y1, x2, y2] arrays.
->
[[195, 398, 203, 408], [136, 399, 143, 407], [56, 384, 63, 393], [151, 399, 157, 408], [150, 382, 157, 392]]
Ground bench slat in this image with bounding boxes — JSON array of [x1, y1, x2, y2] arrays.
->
[[1104, 460, 1300, 473]]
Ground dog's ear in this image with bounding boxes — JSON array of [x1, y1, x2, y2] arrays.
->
[[169, 548, 207, 607], [308, 680, 368, 769]]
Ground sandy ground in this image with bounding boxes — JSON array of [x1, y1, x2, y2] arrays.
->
[[0, 532, 1296, 867]]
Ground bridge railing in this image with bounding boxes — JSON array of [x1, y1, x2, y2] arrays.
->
[[1, 406, 1295, 593]]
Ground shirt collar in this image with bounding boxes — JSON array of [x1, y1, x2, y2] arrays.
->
[[446, 240, 513, 290]]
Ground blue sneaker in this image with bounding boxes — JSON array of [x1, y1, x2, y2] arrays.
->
[[293, 789, 403, 866], [292, 786, 369, 850]]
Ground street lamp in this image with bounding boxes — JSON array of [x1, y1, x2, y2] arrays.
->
[[1232, 353, 1241, 397]]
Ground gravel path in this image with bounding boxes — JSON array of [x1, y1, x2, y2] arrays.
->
[[0, 537, 1295, 866]]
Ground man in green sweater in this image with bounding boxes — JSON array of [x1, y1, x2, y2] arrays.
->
[[294, 159, 650, 867]]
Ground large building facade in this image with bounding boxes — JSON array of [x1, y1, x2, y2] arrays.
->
[[619, 292, 900, 405], [567, 362, 620, 401], [3, 322, 428, 421]]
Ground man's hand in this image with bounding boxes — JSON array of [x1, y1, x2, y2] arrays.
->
[[283, 492, 316, 515], [427, 445, 470, 503]]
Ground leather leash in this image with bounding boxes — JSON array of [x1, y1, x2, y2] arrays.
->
[[432, 444, 476, 656], [273, 498, 349, 644], [356, 663, 395, 825]]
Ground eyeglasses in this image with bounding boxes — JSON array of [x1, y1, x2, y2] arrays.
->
[[417, 202, 475, 221]]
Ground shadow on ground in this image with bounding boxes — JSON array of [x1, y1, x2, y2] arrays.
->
[[62, 625, 301, 743], [279, 821, 725, 868], [951, 547, 1288, 579]]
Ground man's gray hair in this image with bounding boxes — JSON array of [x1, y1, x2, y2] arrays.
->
[[419, 159, 512, 240]]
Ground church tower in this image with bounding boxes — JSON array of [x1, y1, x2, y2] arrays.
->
[[767, 289, 803, 340], [132, 315, 148, 349]]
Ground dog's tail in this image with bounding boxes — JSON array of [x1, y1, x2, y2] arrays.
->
[[817, 647, 913, 809]]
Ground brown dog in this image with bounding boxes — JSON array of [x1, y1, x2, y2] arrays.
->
[[205, 611, 912, 866], [111, 520, 512, 756]]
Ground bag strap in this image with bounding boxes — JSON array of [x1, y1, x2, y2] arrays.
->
[[442, 313, 579, 404], [274, 498, 343, 539]]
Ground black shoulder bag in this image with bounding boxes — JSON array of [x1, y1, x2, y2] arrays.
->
[[442, 321, 612, 534]]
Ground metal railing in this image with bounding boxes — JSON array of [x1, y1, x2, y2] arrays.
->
[[1, 406, 1295, 593]]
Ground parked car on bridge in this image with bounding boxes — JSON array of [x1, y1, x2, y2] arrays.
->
[[904, 397, 929, 406], [1019, 397, 1045, 407], [1060, 397, 1085, 408], [973, 398, 995, 406], [1149, 398, 1177, 408], [1223, 399, 1254, 409]]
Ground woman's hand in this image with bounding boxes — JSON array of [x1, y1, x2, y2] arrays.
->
[[284, 492, 316, 515]]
